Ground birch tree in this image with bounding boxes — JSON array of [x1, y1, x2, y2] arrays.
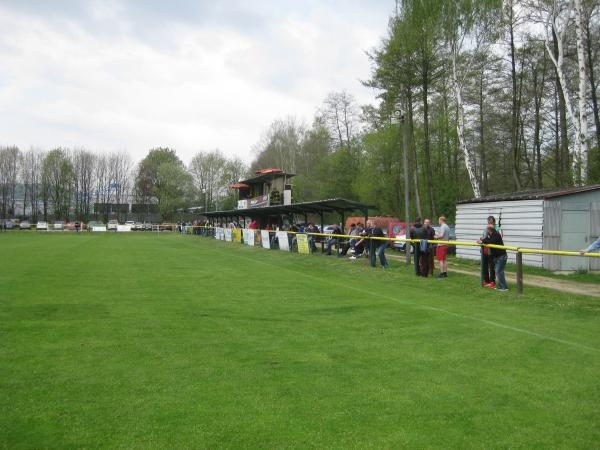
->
[[440, 0, 502, 198], [538, 0, 589, 183]]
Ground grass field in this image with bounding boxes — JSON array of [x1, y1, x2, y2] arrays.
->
[[1, 232, 600, 448]]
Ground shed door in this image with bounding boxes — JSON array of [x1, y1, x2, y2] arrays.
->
[[560, 210, 590, 271]]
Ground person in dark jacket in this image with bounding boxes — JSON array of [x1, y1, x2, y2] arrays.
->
[[482, 224, 508, 291], [367, 221, 389, 268], [409, 218, 429, 276]]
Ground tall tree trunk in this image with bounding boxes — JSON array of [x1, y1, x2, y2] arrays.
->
[[574, 0, 589, 183], [554, 86, 561, 185], [533, 50, 547, 188], [546, 9, 580, 185], [407, 89, 422, 218], [585, 14, 600, 151], [421, 56, 436, 217], [451, 42, 481, 198], [478, 71, 488, 195], [551, 29, 570, 186], [509, 6, 522, 190]]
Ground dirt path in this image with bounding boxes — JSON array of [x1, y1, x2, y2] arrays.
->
[[386, 254, 600, 298], [448, 266, 600, 298]]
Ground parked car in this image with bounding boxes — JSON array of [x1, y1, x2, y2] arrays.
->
[[35, 221, 47, 231], [107, 220, 118, 231], [143, 222, 153, 231], [87, 221, 105, 231], [20, 221, 32, 230], [161, 222, 173, 231], [389, 222, 412, 250], [2, 219, 16, 230], [323, 225, 336, 234], [133, 222, 143, 231], [53, 221, 65, 231]]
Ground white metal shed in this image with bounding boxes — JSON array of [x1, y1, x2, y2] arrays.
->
[[455, 185, 600, 271]]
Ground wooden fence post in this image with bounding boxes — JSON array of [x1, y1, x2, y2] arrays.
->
[[516, 251, 523, 294]]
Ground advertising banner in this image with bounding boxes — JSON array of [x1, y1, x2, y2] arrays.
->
[[232, 228, 242, 243], [243, 229, 254, 246], [296, 233, 310, 254], [250, 195, 269, 208], [225, 229, 233, 242], [92, 226, 107, 232], [261, 230, 271, 249], [276, 231, 289, 251], [215, 227, 224, 240], [116, 225, 131, 232]]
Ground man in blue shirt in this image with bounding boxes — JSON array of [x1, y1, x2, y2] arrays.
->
[[580, 237, 600, 254]]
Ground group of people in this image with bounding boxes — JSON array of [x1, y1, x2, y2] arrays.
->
[[409, 216, 450, 279], [201, 216, 599, 289], [323, 221, 389, 268]]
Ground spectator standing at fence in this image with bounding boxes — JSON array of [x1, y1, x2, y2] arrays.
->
[[434, 216, 450, 278], [249, 219, 258, 230], [410, 218, 429, 276], [482, 224, 508, 291], [478, 216, 500, 288], [424, 219, 435, 276], [368, 221, 389, 268], [580, 236, 600, 254]]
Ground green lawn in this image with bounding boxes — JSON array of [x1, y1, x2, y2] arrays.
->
[[1, 232, 600, 449]]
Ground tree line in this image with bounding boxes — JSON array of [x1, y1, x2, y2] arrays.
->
[[250, 0, 600, 221], [0, 146, 246, 222], [2, 0, 599, 223]]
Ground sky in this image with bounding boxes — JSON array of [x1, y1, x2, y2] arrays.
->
[[0, 0, 393, 165]]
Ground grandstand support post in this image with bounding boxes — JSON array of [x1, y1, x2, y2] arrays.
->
[[516, 252, 523, 294]]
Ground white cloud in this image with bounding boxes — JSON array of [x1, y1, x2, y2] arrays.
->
[[0, 1, 391, 164]]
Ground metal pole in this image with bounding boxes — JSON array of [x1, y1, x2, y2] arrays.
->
[[516, 251, 523, 294]]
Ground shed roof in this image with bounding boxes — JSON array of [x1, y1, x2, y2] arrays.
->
[[204, 198, 375, 218], [238, 171, 295, 186], [458, 184, 600, 204]]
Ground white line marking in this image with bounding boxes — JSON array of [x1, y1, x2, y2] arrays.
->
[[198, 238, 600, 355]]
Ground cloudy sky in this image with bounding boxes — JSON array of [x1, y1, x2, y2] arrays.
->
[[0, 0, 393, 164]]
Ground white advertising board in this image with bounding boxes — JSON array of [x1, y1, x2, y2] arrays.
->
[[224, 228, 233, 242], [261, 230, 271, 249], [92, 226, 107, 232], [117, 225, 131, 232], [243, 229, 254, 246], [276, 231, 289, 251]]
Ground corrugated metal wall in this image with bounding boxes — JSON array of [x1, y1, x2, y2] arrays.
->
[[543, 200, 561, 271], [591, 202, 600, 271], [455, 200, 544, 267]]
